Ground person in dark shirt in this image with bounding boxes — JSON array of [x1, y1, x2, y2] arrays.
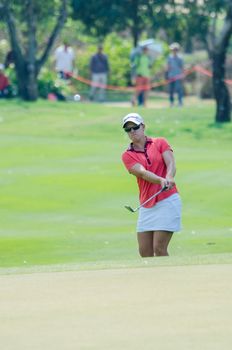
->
[[4, 50, 15, 69], [166, 43, 184, 107], [89, 45, 109, 102]]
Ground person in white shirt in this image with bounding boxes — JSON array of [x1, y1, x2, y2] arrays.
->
[[54, 41, 75, 79]]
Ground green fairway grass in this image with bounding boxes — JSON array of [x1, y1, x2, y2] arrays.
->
[[0, 98, 232, 270]]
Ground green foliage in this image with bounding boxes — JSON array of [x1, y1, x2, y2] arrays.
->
[[70, 33, 132, 90], [104, 33, 132, 86], [71, 0, 169, 46], [0, 39, 9, 63], [71, 0, 121, 37], [6, 0, 62, 24], [72, 33, 167, 92], [1, 1, 65, 52], [37, 68, 74, 99], [4, 66, 18, 95], [37, 69, 57, 98], [3, 65, 75, 99], [0, 0, 231, 108]]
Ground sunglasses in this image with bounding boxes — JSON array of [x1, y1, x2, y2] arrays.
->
[[124, 124, 141, 133]]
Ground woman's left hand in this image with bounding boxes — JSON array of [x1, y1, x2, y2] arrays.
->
[[165, 177, 175, 190]]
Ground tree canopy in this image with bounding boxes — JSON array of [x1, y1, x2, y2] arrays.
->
[[0, 0, 231, 121], [0, 0, 68, 100]]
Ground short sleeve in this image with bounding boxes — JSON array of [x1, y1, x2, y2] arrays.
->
[[122, 152, 138, 171], [155, 138, 173, 154]]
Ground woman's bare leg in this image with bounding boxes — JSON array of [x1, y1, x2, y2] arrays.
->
[[137, 231, 154, 257], [153, 230, 173, 256], [137, 230, 173, 257]]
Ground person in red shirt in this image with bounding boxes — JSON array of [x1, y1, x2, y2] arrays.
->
[[122, 113, 182, 257], [0, 64, 11, 98]]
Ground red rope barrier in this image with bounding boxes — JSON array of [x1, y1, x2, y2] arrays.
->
[[68, 65, 232, 91], [69, 73, 134, 91]]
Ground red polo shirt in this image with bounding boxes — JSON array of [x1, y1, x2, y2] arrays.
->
[[0, 73, 9, 91], [122, 137, 178, 208]]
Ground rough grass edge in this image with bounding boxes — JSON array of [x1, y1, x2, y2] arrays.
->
[[1, 253, 232, 276]]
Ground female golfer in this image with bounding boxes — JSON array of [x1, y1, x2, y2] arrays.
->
[[122, 112, 181, 257]]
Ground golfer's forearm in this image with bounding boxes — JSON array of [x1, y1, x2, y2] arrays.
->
[[139, 170, 163, 184], [166, 162, 176, 178], [162, 151, 176, 178]]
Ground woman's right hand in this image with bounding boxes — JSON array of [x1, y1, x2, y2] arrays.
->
[[160, 177, 173, 190]]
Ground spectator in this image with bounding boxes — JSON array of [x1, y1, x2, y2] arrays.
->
[[4, 50, 15, 69], [0, 64, 12, 98], [54, 41, 75, 79], [166, 42, 184, 107], [89, 45, 109, 102], [132, 46, 152, 107]]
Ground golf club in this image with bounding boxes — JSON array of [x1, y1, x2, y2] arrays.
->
[[125, 186, 168, 213]]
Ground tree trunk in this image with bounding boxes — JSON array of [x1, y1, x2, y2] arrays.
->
[[2, 0, 67, 101], [131, 0, 139, 47], [212, 53, 231, 123], [184, 34, 193, 54], [209, 2, 232, 123], [15, 61, 38, 101]]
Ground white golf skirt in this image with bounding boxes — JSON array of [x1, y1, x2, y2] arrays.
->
[[137, 193, 182, 233]]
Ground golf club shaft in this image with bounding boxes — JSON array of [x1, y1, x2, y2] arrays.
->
[[137, 187, 165, 209], [124, 186, 168, 213]]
